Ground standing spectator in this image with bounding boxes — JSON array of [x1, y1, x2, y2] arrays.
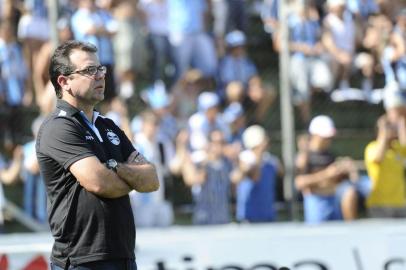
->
[[0, 21, 28, 106], [138, 0, 171, 82], [364, 90, 406, 217], [295, 115, 360, 224], [167, 0, 217, 81], [113, 0, 148, 99], [17, 0, 49, 105], [71, 0, 118, 101], [130, 111, 174, 227], [358, 13, 392, 99], [183, 129, 233, 225], [232, 125, 283, 223], [322, 0, 356, 91], [0, 21, 29, 144], [283, 1, 331, 122]]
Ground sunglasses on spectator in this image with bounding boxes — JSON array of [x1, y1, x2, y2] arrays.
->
[[68, 65, 107, 77]]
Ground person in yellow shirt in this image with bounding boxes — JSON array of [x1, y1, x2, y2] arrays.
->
[[364, 89, 406, 217]]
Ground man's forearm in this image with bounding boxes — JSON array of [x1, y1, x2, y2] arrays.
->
[[117, 162, 159, 193], [98, 171, 133, 199]]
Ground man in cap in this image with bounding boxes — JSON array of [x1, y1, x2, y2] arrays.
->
[[232, 125, 283, 222], [295, 115, 359, 224], [364, 89, 406, 217]]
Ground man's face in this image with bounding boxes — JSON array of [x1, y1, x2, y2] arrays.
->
[[208, 130, 225, 157], [314, 135, 333, 150], [65, 49, 105, 104]]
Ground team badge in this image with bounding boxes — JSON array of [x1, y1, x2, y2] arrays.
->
[[107, 131, 120, 145]]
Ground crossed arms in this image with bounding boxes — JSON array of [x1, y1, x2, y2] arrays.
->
[[69, 150, 159, 199]]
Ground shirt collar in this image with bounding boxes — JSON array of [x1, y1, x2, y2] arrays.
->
[[80, 111, 100, 125], [56, 99, 99, 122]]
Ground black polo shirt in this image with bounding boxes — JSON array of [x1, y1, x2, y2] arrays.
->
[[36, 99, 136, 268]]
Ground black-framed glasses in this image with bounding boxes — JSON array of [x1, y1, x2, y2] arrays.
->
[[69, 65, 107, 77]]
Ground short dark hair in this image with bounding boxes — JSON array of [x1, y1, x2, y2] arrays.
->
[[49, 40, 97, 98]]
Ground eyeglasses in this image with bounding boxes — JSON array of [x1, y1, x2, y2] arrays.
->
[[69, 65, 107, 77]]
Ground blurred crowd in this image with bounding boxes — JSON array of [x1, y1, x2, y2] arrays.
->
[[0, 0, 405, 231]]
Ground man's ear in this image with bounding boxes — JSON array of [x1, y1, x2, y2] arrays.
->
[[57, 75, 69, 91]]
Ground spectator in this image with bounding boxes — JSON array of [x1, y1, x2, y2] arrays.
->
[[71, 0, 118, 100], [295, 115, 360, 224], [183, 129, 233, 225], [218, 30, 275, 123], [129, 111, 175, 227], [218, 30, 257, 95], [232, 125, 283, 223], [322, 0, 356, 91], [170, 69, 205, 126], [167, 0, 217, 81], [364, 90, 406, 217], [0, 21, 29, 144], [113, 0, 148, 99], [224, 81, 245, 105], [188, 91, 229, 150], [138, 0, 171, 82], [284, 1, 331, 122], [359, 13, 392, 100], [17, 0, 49, 105]]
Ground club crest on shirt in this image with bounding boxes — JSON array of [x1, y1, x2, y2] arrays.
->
[[107, 130, 120, 145]]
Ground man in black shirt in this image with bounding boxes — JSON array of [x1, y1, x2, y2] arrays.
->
[[36, 40, 159, 270], [295, 115, 359, 224]]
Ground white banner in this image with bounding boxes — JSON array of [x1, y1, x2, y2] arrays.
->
[[0, 220, 406, 270]]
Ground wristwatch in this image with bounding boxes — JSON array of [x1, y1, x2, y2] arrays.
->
[[106, 159, 119, 172]]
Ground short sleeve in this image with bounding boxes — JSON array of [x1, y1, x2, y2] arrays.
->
[[37, 117, 94, 170], [104, 118, 135, 161], [119, 130, 136, 161]]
